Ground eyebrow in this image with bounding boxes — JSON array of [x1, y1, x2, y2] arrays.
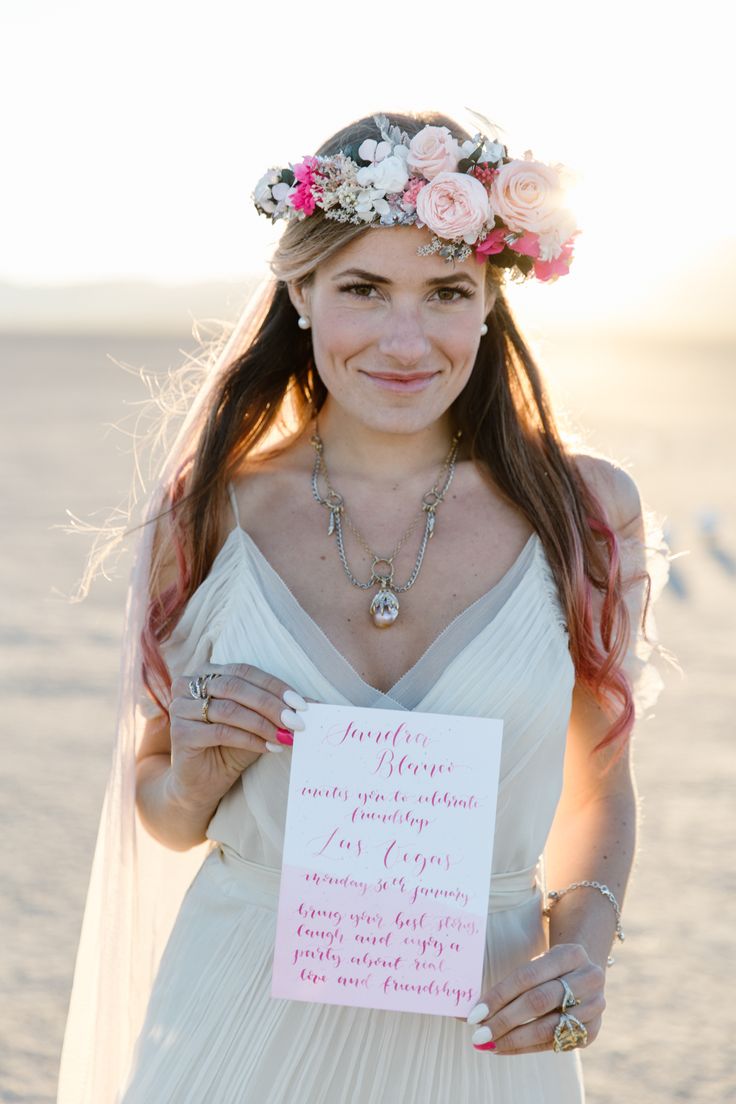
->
[[331, 267, 479, 288]]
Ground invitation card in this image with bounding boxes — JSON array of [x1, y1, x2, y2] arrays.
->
[[271, 703, 503, 1016]]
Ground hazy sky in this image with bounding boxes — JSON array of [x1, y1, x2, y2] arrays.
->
[[3, 0, 733, 334]]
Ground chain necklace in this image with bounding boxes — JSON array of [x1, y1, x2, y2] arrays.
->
[[309, 423, 463, 628]]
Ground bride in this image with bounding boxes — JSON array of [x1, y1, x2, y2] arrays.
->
[[57, 110, 670, 1103]]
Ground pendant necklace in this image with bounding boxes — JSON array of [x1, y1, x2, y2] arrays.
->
[[309, 424, 463, 628]]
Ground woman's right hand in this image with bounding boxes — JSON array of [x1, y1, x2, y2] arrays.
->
[[167, 663, 310, 812]]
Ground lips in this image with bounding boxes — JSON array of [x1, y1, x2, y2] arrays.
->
[[367, 372, 437, 381], [361, 370, 439, 394]]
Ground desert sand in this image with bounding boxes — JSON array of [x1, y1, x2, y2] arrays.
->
[[2, 327, 734, 1102]]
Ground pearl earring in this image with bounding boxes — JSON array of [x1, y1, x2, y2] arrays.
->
[[298, 315, 311, 330], [480, 323, 488, 336]]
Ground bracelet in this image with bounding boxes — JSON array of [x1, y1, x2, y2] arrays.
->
[[543, 881, 625, 967]]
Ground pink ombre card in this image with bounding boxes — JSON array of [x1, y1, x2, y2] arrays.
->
[[271, 703, 503, 1017]]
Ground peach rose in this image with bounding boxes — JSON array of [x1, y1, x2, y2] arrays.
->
[[490, 158, 577, 244], [407, 126, 462, 180], [415, 172, 491, 244]]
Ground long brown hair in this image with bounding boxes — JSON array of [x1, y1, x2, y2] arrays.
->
[[142, 110, 651, 764]]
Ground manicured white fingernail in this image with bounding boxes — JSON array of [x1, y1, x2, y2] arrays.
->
[[472, 1026, 493, 1046], [280, 707, 306, 731], [467, 1002, 490, 1025], [283, 689, 308, 711], [265, 742, 285, 753]]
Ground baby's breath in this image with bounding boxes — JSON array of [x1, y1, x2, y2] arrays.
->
[[416, 236, 473, 263]]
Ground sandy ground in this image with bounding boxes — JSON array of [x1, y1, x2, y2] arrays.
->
[[1, 329, 734, 1103]]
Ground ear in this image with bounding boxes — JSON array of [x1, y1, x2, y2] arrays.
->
[[286, 280, 311, 321]]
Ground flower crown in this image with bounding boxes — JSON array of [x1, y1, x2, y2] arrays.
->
[[253, 114, 579, 282]]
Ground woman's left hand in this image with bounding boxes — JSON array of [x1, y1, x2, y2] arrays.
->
[[463, 943, 606, 1055]]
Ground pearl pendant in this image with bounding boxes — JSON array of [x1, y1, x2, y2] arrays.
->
[[370, 588, 399, 628]]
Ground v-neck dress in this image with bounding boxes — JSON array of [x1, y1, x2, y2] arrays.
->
[[119, 484, 584, 1103]]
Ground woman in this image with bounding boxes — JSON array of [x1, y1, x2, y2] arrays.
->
[[57, 111, 671, 1103]]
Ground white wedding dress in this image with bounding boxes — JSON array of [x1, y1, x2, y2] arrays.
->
[[114, 484, 667, 1103]]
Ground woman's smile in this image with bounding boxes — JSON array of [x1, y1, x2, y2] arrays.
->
[[359, 369, 440, 393]]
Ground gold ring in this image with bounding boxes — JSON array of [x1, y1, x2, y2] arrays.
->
[[553, 1012, 588, 1052], [201, 695, 212, 724], [559, 977, 580, 1012]]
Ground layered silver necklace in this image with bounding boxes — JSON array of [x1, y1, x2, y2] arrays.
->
[[309, 424, 463, 628]]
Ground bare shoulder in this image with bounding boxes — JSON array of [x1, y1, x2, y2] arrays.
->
[[228, 429, 313, 504], [572, 452, 643, 539]]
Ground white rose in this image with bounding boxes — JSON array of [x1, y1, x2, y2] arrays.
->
[[356, 153, 409, 195], [372, 154, 410, 193]]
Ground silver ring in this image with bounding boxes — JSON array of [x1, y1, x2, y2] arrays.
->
[[200, 673, 222, 694], [189, 673, 222, 699], [201, 695, 212, 724], [559, 977, 580, 1012]]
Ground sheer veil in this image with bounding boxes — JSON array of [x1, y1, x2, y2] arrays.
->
[[56, 275, 276, 1103]]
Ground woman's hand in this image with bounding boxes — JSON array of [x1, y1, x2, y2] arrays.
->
[[462, 944, 606, 1055], [167, 662, 309, 813]]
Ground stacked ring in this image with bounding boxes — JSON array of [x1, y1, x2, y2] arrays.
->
[[188, 673, 222, 699]]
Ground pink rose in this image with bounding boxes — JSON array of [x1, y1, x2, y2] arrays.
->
[[490, 158, 577, 241], [407, 125, 462, 180], [415, 172, 491, 244]]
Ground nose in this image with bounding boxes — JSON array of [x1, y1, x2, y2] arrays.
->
[[376, 307, 432, 367]]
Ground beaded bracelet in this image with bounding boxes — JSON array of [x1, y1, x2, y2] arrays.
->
[[543, 881, 625, 967]]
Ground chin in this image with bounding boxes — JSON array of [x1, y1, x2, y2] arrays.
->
[[354, 405, 447, 436]]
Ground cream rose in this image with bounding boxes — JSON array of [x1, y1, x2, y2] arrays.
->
[[355, 150, 409, 195], [407, 126, 462, 180], [415, 172, 491, 244], [490, 158, 576, 240]]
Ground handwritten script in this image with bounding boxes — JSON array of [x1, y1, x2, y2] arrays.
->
[[272, 704, 503, 1016]]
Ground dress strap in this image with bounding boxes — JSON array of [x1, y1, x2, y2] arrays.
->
[[226, 481, 242, 529]]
